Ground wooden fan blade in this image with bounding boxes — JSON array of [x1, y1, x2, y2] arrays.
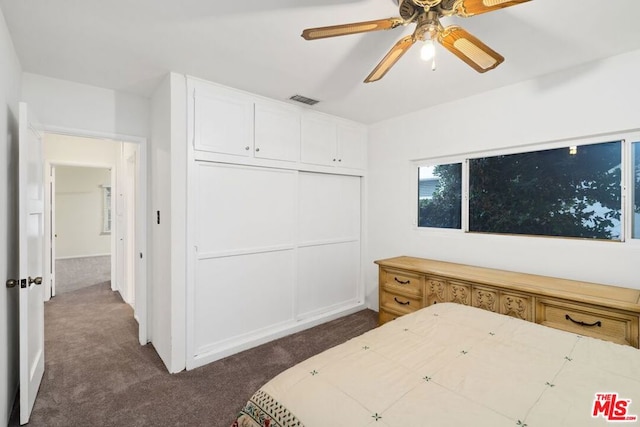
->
[[456, 0, 531, 17], [364, 35, 416, 83], [301, 18, 404, 40], [438, 26, 504, 73]]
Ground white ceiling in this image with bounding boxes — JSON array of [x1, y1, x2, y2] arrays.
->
[[2, 0, 640, 124]]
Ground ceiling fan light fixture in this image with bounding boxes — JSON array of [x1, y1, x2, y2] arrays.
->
[[303, 0, 528, 82], [420, 39, 435, 61]]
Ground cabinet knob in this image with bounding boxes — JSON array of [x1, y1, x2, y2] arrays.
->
[[255, 147, 260, 152], [333, 158, 337, 162], [245, 146, 250, 151], [338, 159, 342, 162]]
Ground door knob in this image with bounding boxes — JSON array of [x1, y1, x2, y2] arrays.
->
[[6, 279, 18, 288], [28, 276, 42, 286]]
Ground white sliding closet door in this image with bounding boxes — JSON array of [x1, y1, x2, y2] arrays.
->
[[297, 173, 361, 318], [191, 163, 296, 362], [195, 164, 296, 254]]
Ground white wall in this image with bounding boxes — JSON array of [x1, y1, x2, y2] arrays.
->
[[22, 73, 149, 138], [45, 132, 121, 165], [149, 72, 187, 373], [0, 6, 21, 424], [55, 166, 111, 258], [366, 49, 640, 309], [44, 133, 120, 258]]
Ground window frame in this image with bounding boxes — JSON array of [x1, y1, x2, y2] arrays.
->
[[413, 156, 467, 234], [101, 184, 112, 235], [413, 131, 640, 243], [626, 140, 640, 241]]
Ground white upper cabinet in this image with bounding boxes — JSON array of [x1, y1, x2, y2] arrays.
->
[[190, 78, 366, 170], [301, 111, 337, 167], [193, 83, 254, 157], [301, 110, 366, 169], [337, 121, 367, 169], [254, 100, 301, 162]]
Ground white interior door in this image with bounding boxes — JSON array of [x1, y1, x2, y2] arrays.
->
[[50, 167, 56, 298], [18, 102, 45, 424], [125, 152, 136, 305], [44, 165, 56, 299]]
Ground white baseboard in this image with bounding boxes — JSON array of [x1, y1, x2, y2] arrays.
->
[[186, 302, 367, 371], [55, 253, 111, 261]]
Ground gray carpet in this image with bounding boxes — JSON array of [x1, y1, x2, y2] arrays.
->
[[55, 256, 111, 294], [9, 282, 378, 426]]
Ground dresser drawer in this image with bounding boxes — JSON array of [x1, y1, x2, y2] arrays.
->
[[381, 268, 423, 295], [380, 290, 422, 315], [378, 308, 402, 325], [536, 299, 639, 347]]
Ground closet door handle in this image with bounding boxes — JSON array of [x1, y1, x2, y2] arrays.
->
[[565, 314, 601, 327], [394, 277, 410, 285], [394, 297, 410, 306]]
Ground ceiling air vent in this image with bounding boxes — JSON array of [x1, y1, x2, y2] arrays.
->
[[289, 94, 320, 106]]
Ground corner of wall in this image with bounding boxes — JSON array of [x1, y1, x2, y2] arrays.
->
[[148, 72, 189, 373], [169, 72, 188, 373]]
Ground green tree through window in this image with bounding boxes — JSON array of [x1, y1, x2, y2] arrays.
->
[[469, 141, 621, 239], [418, 163, 462, 229]]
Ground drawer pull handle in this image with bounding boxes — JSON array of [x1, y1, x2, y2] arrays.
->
[[394, 297, 410, 306], [394, 277, 410, 285], [565, 314, 602, 328]]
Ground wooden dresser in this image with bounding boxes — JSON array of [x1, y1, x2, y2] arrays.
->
[[376, 256, 640, 348]]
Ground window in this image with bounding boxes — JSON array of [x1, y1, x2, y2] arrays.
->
[[633, 142, 640, 239], [469, 141, 621, 240], [417, 163, 462, 229], [102, 185, 112, 234]]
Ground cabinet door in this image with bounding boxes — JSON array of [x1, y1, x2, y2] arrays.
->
[[194, 250, 295, 353], [448, 281, 472, 305], [425, 277, 447, 306], [297, 241, 360, 318], [500, 292, 533, 321], [301, 111, 337, 166], [472, 286, 499, 313], [337, 121, 366, 169], [298, 173, 361, 243], [254, 100, 301, 162], [195, 163, 296, 255], [193, 84, 253, 156], [297, 173, 361, 318]]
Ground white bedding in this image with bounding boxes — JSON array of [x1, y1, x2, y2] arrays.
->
[[234, 303, 640, 426]]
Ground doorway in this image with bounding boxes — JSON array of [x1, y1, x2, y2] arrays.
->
[[52, 165, 114, 296], [42, 132, 148, 344]]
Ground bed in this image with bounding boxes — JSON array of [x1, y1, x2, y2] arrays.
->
[[233, 302, 640, 427]]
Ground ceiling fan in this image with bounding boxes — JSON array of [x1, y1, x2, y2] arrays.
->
[[301, 0, 530, 83]]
